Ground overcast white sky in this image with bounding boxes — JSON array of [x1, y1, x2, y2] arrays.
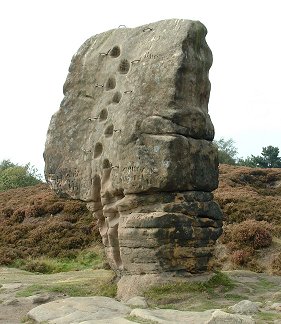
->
[[0, 0, 280, 176]]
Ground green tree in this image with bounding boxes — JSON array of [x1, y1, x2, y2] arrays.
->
[[0, 159, 16, 171], [0, 160, 42, 191], [237, 156, 257, 168], [214, 138, 238, 165], [258, 146, 281, 168], [239, 146, 281, 168]]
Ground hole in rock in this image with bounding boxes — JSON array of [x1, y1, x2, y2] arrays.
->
[[104, 124, 114, 137], [118, 59, 130, 74], [99, 109, 108, 121], [94, 142, 103, 158], [91, 174, 101, 201], [102, 159, 111, 169], [106, 77, 116, 90], [110, 46, 121, 58], [112, 92, 122, 104]]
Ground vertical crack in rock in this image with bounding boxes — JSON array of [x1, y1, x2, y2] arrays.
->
[[44, 19, 223, 278]]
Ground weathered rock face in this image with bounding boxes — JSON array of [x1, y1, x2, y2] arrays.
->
[[44, 19, 223, 276]]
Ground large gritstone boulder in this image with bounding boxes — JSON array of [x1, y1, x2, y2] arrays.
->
[[44, 19, 223, 281]]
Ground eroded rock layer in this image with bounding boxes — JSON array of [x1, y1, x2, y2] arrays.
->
[[44, 19, 223, 275]]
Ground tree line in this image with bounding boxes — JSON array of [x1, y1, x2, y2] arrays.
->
[[214, 138, 281, 168]]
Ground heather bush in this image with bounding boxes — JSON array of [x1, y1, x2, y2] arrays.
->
[[2, 207, 14, 218], [25, 204, 47, 217], [214, 164, 281, 226], [247, 259, 265, 273], [0, 184, 100, 266], [230, 249, 252, 266], [63, 200, 87, 213], [0, 247, 22, 265], [221, 219, 272, 250], [11, 208, 26, 223], [221, 219, 273, 268], [46, 201, 65, 214]]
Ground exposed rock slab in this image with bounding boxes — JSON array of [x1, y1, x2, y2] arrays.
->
[[208, 309, 255, 324], [27, 297, 131, 324], [27, 297, 256, 324], [130, 308, 214, 323], [130, 308, 255, 324]]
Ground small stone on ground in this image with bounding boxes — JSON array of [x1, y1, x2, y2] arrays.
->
[[208, 309, 255, 324], [228, 300, 260, 314], [125, 296, 148, 308]]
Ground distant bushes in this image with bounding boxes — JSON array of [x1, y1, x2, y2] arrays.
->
[[214, 138, 281, 168], [0, 159, 42, 191]]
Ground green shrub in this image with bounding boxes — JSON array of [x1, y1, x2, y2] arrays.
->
[[0, 160, 42, 191]]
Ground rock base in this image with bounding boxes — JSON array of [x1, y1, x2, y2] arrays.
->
[[117, 272, 213, 301], [96, 191, 223, 276]]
